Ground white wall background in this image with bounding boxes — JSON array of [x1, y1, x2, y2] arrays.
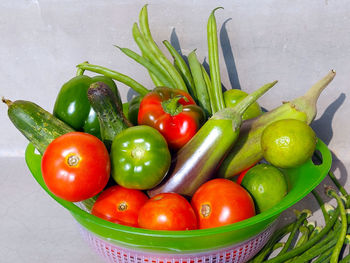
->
[[1, 0, 349, 174]]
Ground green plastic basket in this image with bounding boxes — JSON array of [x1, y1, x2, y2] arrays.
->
[[25, 138, 332, 262]]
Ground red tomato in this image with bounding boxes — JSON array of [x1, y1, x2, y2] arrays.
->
[[138, 193, 198, 231], [137, 87, 205, 150], [91, 185, 148, 227], [41, 132, 110, 202], [191, 178, 255, 229]]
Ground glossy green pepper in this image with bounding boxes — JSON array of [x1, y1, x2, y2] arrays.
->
[[110, 125, 171, 190], [53, 75, 121, 138], [127, 95, 143, 125], [121, 95, 142, 126]]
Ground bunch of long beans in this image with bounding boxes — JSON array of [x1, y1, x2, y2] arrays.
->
[[77, 5, 226, 120], [249, 158, 350, 263]]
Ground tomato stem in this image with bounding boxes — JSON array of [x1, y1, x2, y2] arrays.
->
[[67, 154, 80, 167], [161, 96, 184, 116], [2, 97, 13, 107], [131, 146, 145, 160]]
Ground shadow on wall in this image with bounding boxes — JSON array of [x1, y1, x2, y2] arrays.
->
[[220, 18, 241, 91], [169, 20, 241, 93], [311, 93, 348, 190]]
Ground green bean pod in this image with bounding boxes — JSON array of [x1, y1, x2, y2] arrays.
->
[[327, 188, 348, 263], [207, 7, 225, 112], [131, 23, 174, 86], [76, 62, 149, 96], [138, 5, 188, 92], [201, 64, 218, 114], [115, 45, 175, 89], [163, 40, 196, 97], [148, 80, 277, 197], [188, 50, 212, 118]]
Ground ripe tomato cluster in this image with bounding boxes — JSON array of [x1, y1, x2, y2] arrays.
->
[[40, 131, 256, 230], [90, 178, 255, 230]]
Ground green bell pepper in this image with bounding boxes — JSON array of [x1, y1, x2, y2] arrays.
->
[[53, 75, 121, 138]]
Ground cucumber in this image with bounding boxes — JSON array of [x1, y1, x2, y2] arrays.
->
[[87, 82, 132, 150], [2, 98, 74, 154]]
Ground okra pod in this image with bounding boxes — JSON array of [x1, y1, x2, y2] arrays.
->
[[207, 7, 225, 111], [138, 5, 188, 92], [163, 40, 196, 97], [188, 50, 212, 118], [132, 23, 174, 87]]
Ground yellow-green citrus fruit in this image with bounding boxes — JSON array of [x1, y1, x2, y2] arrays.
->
[[261, 119, 317, 168], [223, 89, 263, 120], [241, 163, 288, 213]]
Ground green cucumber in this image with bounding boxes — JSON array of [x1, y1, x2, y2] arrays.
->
[[87, 82, 132, 150], [2, 98, 74, 154]]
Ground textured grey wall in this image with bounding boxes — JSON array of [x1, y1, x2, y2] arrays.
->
[[1, 0, 349, 176]]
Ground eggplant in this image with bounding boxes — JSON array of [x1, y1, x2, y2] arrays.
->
[[147, 80, 278, 198]]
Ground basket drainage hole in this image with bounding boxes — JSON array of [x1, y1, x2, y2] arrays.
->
[[311, 150, 323, 165]]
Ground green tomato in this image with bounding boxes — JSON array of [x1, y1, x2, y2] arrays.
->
[[110, 125, 171, 190], [223, 89, 263, 120]]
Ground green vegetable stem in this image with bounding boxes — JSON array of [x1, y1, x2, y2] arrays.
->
[[76, 62, 149, 96]]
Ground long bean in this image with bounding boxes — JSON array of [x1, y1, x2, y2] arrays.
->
[[294, 231, 338, 263], [315, 152, 349, 199], [295, 225, 311, 248], [76, 62, 149, 96], [264, 207, 340, 263], [312, 189, 331, 223], [207, 7, 225, 111], [188, 50, 212, 118], [327, 188, 348, 263], [138, 5, 188, 92], [339, 252, 350, 263], [250, 221, 295, 263], [163, 40, 196, 97], [116, 45, 175, 88], [132, 23, 174, 86], [277, 210, 309, 256], [313, 247, 336, 263], [328, 171, 349, 199]]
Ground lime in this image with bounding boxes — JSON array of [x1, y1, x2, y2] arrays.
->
[[241, 163, 288, 213], [223, 89, 263, 120], [261, 119, 317, 168]]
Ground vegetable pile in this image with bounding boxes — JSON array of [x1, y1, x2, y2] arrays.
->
[[3, 4, 348, 262]]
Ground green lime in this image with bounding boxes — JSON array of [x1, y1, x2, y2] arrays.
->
[[241, 163, 288, 213], [261, 119, 317, 168], [223, 89, 263, 120]]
